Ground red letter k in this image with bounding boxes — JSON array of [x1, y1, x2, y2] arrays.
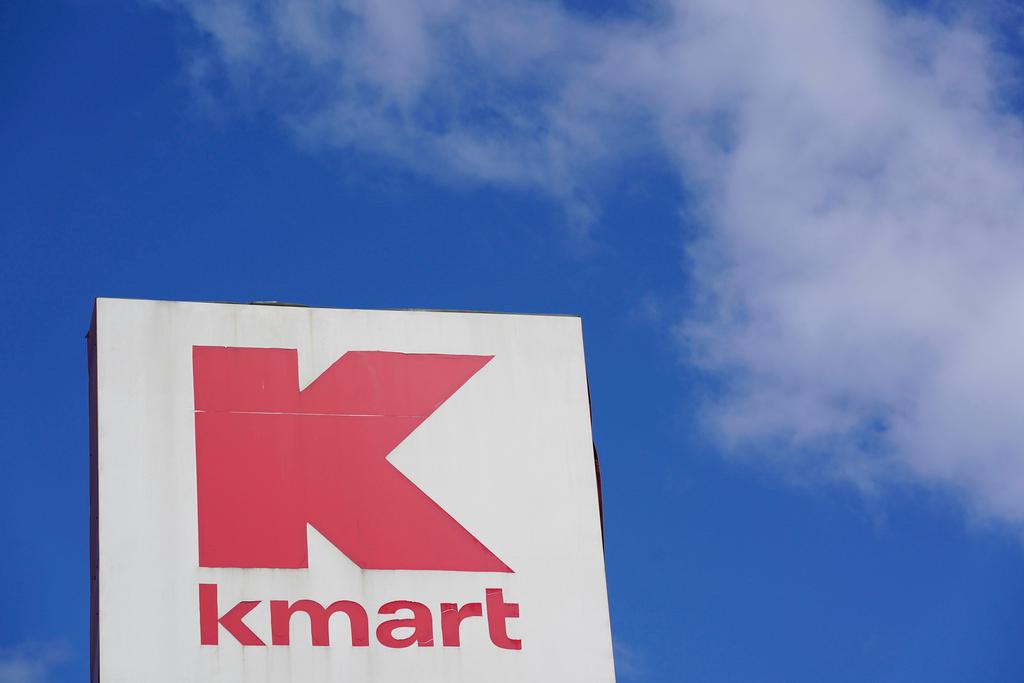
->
[[199, 583, 265, 646], [193, 347, 510, 573]]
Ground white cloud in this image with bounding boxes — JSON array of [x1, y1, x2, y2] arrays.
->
[[613, 639, 648, 680], [0, 643, 67, 683], [168, 0, 1024, 528]]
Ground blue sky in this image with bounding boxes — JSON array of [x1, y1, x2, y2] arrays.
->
[[3, 1, 1024, 681]]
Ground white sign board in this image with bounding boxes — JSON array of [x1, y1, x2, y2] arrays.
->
[[89, 298, 615, 682]]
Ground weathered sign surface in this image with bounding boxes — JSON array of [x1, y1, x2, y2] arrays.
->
[[89, 298, 614, 682]]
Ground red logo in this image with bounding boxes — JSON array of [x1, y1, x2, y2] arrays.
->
[[197, 584, 522, 650], [193, 346, 511, 573]]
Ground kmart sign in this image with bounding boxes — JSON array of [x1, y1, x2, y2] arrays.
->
[[89, 298, 614, 682]]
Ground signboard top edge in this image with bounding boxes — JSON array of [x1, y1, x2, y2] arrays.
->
[[91, 297, 583, 321]]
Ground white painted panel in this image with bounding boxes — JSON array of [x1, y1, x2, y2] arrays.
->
[[94, 298, 614, 683]]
